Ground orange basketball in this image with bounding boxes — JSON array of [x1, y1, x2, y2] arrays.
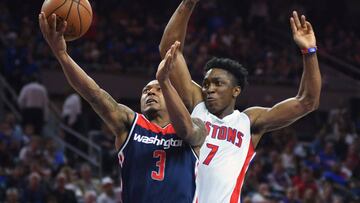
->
[[41, 0, 93, 41]]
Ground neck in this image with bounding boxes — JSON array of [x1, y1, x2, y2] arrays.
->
[[145, 111, 170, 127], [214, 103, 235, 119]]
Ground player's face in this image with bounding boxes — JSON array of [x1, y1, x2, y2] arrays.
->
[[202, 68, 238, 117], [140, 80, 166, 114]]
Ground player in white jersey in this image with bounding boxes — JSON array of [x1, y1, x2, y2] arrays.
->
[[158, 0, 321, 202]]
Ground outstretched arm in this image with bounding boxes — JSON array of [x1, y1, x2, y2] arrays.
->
[[245, 11, 321, 148], [159, 0, 198, 57], [156, 43, 207, 149], [39, 13, 134, 149], [159, 0, 203, 111]]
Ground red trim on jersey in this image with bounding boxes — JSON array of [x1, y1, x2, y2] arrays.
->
[[137, 114, 176, 134], [229, 139, 255, 203]]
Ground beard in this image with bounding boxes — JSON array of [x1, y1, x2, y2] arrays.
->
[[143, 107, 159, 120]]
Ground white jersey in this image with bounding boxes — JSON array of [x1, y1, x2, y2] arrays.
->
[[191, 102, 256, 203]]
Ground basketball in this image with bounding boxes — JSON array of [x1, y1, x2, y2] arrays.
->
[[41, 0, 93, 41]]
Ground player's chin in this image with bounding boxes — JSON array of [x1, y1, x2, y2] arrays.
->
[[205, 101, 218, 114], [143, 106, 158, 114]]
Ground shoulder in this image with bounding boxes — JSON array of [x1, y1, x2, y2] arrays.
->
[[243, 106, 269, 125], [191, 102, 207, 115], [237, 111, 251, 124]]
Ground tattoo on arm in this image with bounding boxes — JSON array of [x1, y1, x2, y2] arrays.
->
[[89, 89, 119, 115]]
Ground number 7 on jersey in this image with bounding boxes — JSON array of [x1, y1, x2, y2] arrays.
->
[[203, 143, 219, 165]]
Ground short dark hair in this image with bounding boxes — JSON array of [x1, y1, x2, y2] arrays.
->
[[204, 57, 248, 90]]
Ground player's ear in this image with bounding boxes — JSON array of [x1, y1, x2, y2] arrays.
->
[[232, 86, 241, 98]]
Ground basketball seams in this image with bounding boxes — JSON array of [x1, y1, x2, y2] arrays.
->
[[42, 0, 92, 41], [46, 0, 67, 18], [72, 0, 92, 17], [78, 2, 92, 17], [65, 0, 74, 21], [76, 0, 83, 37]]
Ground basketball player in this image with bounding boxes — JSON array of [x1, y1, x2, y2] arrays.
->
[[38, 12, 204, 203], [159, 0, 321, 202]]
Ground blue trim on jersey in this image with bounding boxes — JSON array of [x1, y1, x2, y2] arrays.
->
[[119, 113, 197, 203]]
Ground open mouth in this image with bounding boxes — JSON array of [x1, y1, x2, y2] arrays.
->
[[146, 98, 157, 104]]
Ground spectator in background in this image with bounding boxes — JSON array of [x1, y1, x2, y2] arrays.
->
[[292, 167, 318, 199], [301, 188, 316, 203], [62, 91, 82, 131], [317, 181, 336, 203], [75, 163, 100, 196], [251, 183, 271, 203], [248, 0, 269, 34], [17, 75, 48, 135], [267, 159, 292, 194], [59, 166, 81, 196], [43, 138, 66, 170], [93, 123, 116, 175], [281, 187, 300, 203], [51, 173, 77, 203], [97, 177, 122, 203], [6, 164, 26, 191], [319, 141, 338, 170], [61, 91, 84, 161], [5, 188, 20, 203], [83, 190, 97, 203], [21, 172, 48, 203], [242, 196, 251, 203], [19, 136, 41, 163], [3, 112, 23, 143]]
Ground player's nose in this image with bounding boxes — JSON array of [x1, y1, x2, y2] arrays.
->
[[206, 84, 216, 94], [147, 88, 156, 95]]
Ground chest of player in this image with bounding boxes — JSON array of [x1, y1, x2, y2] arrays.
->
[[130, 126, 184, 151]]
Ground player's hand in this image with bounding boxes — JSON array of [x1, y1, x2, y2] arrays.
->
[[290, 11, 316, 49], [39, 12, 67, 57], [156, 41, 181, 82]]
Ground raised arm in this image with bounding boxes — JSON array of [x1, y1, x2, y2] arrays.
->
[[159, 0, 198, 57], [245, 11, 321, 148], [156, 43, 207, 150], [159, 0, 203, 111], [39, 13, 134, 149]]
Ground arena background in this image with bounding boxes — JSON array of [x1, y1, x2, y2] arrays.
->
[[0, 0, 359, 202]]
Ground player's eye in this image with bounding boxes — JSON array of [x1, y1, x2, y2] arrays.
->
[[215, 81, 223, 86], [143, 89, 149, 94], [202, 81, 209, 88]]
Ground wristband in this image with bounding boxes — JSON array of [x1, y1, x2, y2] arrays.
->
[[301, 47, 317, 55]]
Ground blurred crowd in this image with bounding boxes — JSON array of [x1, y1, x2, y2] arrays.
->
[[1, 92, 359, 203], [242, 104, 360, 202], [1, 0, 360, 202], [1, 0, 359, 92], [0, 110, 122, 203]]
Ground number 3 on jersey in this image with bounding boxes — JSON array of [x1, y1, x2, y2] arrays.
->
[[151, 150, 166, 181], [203, 143, 219, 165]]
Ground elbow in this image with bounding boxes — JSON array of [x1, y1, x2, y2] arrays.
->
[[299, 96, 320, 112], [159, 34, 181, 58], [176, 130, 192, 141], [159, 43, 167, 59], [175, 125, 195, 140]]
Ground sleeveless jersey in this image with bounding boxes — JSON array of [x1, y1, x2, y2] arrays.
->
[[191, 102, 256, 203], [118, 113, 198, 203]]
